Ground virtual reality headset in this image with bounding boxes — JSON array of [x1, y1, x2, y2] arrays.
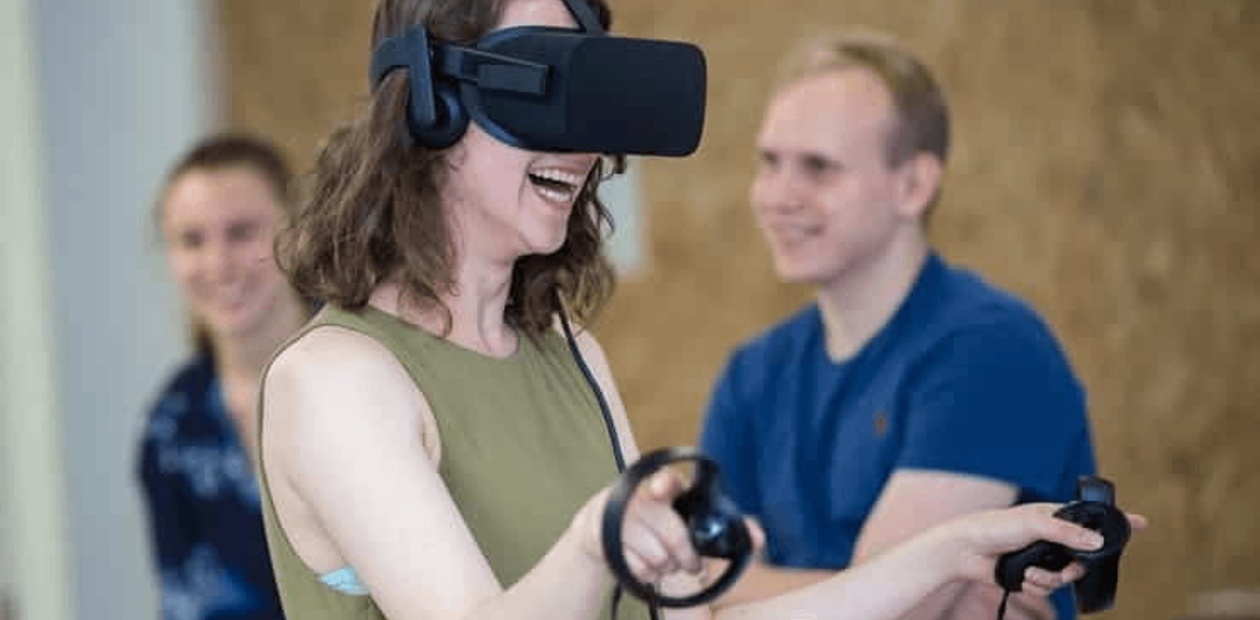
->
[[369, 0, 707, 156]]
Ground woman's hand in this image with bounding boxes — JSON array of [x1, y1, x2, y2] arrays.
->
[[570, 468, 767, 590], [945, 503, 1147, 596], [570, 468, 705, 585]]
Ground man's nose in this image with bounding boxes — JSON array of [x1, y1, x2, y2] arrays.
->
[[754, 169, 805, 213]]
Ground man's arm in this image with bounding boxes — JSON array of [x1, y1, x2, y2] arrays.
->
[[849, 470, 1054, 620], [853, 316, 1093, 620], [707, 314, 1091, 618], [705, 475, 1051, 619], [706, 561, 834, 609]]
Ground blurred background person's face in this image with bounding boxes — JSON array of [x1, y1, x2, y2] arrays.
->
[[160, 166, 291, 344]]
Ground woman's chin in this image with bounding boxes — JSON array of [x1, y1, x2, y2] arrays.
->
[[201, 307, 265, 342], [523, 232, 569, 257]]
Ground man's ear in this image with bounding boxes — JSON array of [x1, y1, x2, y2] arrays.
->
[[894, 152, 943, 220]]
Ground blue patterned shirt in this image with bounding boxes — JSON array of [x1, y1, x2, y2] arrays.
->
[[137, 353, 285, 620]]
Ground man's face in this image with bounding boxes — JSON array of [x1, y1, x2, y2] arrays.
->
[[750, 67, 923, 289]]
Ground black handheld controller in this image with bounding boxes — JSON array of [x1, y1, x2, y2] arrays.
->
[[601, 447, 753, 608], [994, 476, 1131, 614]]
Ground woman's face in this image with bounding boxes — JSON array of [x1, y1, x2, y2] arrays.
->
[[161, 166, 294, 346], [440, 0, 600, 267]]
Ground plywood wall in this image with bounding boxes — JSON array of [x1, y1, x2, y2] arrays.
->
[[215, 2, 1260, 619]]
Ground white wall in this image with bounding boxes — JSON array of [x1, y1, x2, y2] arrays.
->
[[601, 161, 649, 279], [0, 1, 74, 618], [0, 0, 217, 618]]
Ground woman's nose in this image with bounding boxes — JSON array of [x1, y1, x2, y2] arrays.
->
[[202, 238, 234, 277]]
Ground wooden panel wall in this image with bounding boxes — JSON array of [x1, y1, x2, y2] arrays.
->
[[215, 2, 1260, 619]]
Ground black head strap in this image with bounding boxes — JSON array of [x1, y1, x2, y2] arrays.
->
[[369, 27, 550, 95], [368, 0, 602, 98], [561, 0, 605, 34], [369, 27, 439, 125], [434, 46, 549, 95]]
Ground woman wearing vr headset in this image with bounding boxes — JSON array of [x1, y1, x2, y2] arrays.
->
[[254, 0, 1144, 619]]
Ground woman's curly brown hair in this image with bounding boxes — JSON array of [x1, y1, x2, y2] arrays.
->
[[276, 0, 621, 340]]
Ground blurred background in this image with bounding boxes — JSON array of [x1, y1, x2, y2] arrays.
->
[[1, 1, 1256, 620]]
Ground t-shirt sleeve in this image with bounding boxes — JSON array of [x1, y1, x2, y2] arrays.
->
[[896, 317, 1094, 501], [698, 351, 761, 516]]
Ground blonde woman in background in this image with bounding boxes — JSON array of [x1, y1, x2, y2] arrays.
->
[[138, 133, 312, 620]]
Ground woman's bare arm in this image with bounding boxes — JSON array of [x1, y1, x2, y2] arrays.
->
[[263, 327, 617, 620]]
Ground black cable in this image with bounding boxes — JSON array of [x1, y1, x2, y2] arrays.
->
[[557, 307, 626, 472], [556, 301, 659, 620], [996, 590, 1010, 620]]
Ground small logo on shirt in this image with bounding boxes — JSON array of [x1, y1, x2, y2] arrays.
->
[[873, 410, 889, 437]]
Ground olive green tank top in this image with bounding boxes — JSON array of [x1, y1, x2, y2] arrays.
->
[[255, 304, 652, 620]]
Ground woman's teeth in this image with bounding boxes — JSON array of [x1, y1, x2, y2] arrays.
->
[[528, 168, 582, 203]]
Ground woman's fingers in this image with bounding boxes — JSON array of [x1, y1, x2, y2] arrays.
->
[[618, 470, 703, 580], [646, 468, 687, 500], [618, 466, 774, 584], [624, 547, 658, 584], [632, 498, 701, 573], [744, 517, 766, 553], [1057, 562, 1087, 584], [623, 514, 677, 573], [1032, 512, 1104, 553], [1037, 508, 1147, 554], [1020, 569, 1060, 597], [949, 503, 1149, 597], [1019, 560, 1086, 598]]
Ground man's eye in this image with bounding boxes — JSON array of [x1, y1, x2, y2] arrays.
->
[[803, 156, 837, 175]]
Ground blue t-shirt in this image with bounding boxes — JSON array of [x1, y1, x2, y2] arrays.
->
[[699, 252, 1097, 620], [137, 353, 285, 620]]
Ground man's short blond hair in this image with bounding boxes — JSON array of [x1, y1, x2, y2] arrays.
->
[[772, 28, 950, 168]]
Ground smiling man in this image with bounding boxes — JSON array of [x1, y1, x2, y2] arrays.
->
[[698, 29, 1099, 620]]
